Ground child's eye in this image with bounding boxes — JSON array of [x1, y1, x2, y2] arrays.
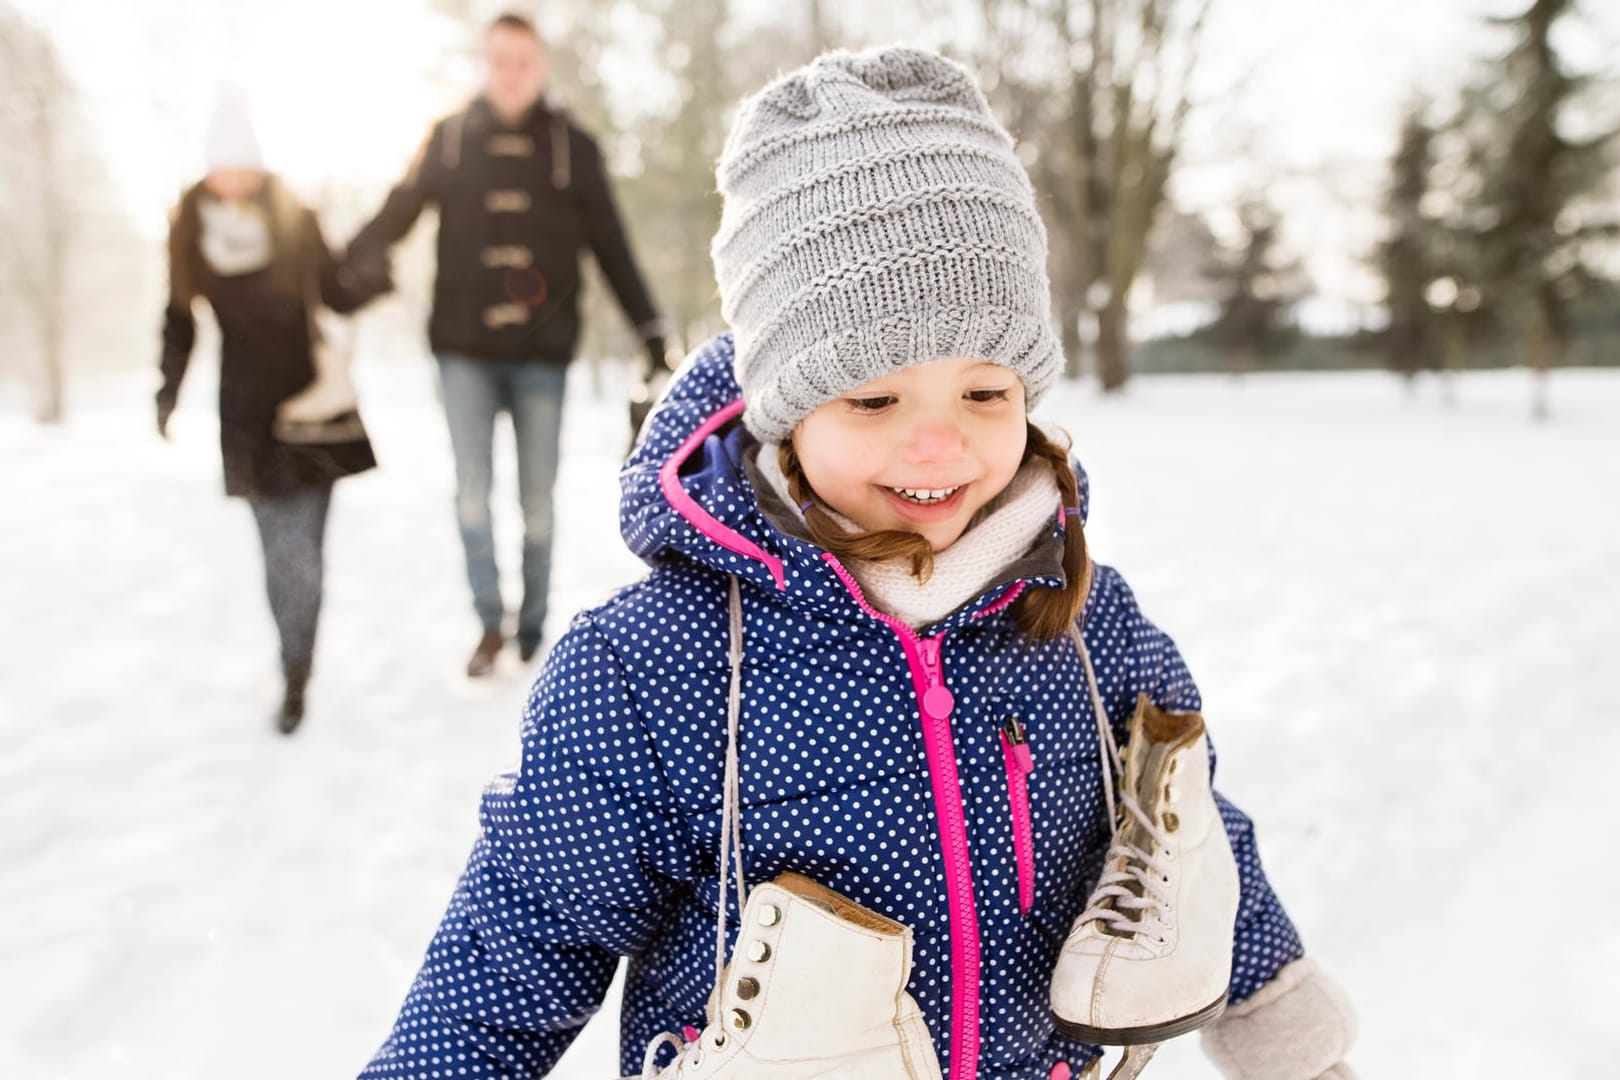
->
[[846, 395, 897, 412], [966, 388, 1011, 403]]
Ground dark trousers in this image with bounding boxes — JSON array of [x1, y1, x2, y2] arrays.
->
[[247, 485, 332, 681]]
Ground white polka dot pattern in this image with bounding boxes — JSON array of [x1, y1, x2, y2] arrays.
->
[[359, 334, 1305, 1079]]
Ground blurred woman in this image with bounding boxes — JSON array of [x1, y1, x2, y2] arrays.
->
[[155, 90, 379, 734]]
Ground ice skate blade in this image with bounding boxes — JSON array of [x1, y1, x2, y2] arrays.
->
[[1053, 992, 1226, 1045], [1090, 1042, 1159, 1080]]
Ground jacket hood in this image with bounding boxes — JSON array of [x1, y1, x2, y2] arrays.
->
[[619, 332, 1090, 629]]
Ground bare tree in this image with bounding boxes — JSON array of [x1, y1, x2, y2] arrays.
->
[[976, 0, 1212, 391], [0, 7, 77, 423]]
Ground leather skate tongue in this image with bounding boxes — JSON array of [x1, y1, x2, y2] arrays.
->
[[1123, 699, 1201, 812], [772, 872, 903, 934]]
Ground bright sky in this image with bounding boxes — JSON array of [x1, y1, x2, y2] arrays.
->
[[16, 0, 1620, 331]]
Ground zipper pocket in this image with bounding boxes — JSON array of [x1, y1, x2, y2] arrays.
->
[[1000, 714, 1036, 915]]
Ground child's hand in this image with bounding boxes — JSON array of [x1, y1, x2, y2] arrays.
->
[[1199, 959, 1357, 1080]]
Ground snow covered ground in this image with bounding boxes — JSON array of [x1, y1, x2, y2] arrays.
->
[[3, 353, 1617, 1079]]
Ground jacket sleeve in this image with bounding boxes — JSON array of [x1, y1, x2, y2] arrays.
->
[[346, 122, 441, 270], [1104, 566, 1307, 1005], [306, 209, 389, 316], [157, 210, 196, 414], [574, 130, 664, 342], [359, 615, 697, 1079]]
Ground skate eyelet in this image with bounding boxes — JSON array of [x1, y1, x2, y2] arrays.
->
[[746, 940, 771, 963], [728, 1008, 752, 1031], [735, 976, 759, 1000], [1163, 811, 1180, 832], [712, 1033, 728, 1049], [758, 903, 781, 926]]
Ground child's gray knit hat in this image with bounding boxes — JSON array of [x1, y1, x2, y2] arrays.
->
[[712, 46, 1062, 443]]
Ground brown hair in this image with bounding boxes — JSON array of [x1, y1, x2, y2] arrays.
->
[[167, 174, 311, 307], [779, 421, 1091, 641], [487, 12, 543, 41]]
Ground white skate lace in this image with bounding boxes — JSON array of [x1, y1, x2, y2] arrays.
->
[[638, 577, 749, 1079], [641, 1032, 693, 1078], [1069, 625, 1174, 940], [1074, 792, 1173, 937]]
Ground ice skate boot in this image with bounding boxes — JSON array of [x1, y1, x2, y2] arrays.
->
[[1051, 692, 1240, 1046], [631, 872, 941, 1080]]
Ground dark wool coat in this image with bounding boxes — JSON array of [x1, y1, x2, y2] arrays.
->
[[160, 174, 376, 498], [346, 96, 663, 363]]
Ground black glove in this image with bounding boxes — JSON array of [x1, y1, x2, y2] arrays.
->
[[643, 335, 669, 380], [629, 338, 671, 453], [332, 251, 395, 314], [156, 392, 176, 440]]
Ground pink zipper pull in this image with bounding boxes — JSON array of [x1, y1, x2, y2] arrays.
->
[[1001, 714, 1034, 775], [919, 636, 955, 720], [1001, 714, 1037, 916]]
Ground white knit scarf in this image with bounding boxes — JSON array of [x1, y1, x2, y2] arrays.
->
[[199, 195, 272, 277], [754, 444, 1061, 629]]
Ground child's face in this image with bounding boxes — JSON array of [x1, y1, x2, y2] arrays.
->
[[792, 357, 1028, 552]]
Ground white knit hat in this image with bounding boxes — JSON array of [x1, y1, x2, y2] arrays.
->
[[205, 86, 264, 172]]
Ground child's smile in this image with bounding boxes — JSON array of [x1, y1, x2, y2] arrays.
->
[[792, 356, 1028, 552], [880, 482, 970, 520]]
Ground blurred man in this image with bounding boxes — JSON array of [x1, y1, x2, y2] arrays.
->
[[346, 11, 666, 676]]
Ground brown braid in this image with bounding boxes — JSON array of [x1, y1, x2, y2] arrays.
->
[[779, 421, 1090, 640]]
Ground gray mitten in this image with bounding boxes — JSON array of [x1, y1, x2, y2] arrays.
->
[[1200, 958, 1357, 1080]]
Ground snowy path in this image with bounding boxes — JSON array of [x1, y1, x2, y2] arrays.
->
[[3, 359, 1616, 1078]]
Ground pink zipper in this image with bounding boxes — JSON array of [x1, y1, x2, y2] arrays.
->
[[999, 715, 1036, 915], [823, 554, 981, 1080], [657, 397, 787, 590]]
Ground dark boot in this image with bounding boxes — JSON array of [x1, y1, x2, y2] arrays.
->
[[466, 628, 505, 678], [277, 672, 308, 735], [518, 631, 544, 663]]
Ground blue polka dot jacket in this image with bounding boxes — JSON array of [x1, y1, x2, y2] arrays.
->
[[359, 333, 1306, 1079]]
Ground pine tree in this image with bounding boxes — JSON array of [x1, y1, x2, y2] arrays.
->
[[1379, 100, 1444, 384], [1464, 0, 1619, 418], [1204, 202, 1304, 376]]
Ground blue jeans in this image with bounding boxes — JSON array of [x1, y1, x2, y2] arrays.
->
[[247, 485, 332, 680], [435, 354, 568, 646]]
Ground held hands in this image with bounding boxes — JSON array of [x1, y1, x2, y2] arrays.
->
[[331, 250, 395, 314]]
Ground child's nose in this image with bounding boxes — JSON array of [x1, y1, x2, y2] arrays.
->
[[903, 420, 967, 463]]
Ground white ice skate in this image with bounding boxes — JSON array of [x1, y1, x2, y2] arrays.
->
[[1051, 628, 1240, 1056], [274, 314, 364, 443], [633, 872, 942, 1080]]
